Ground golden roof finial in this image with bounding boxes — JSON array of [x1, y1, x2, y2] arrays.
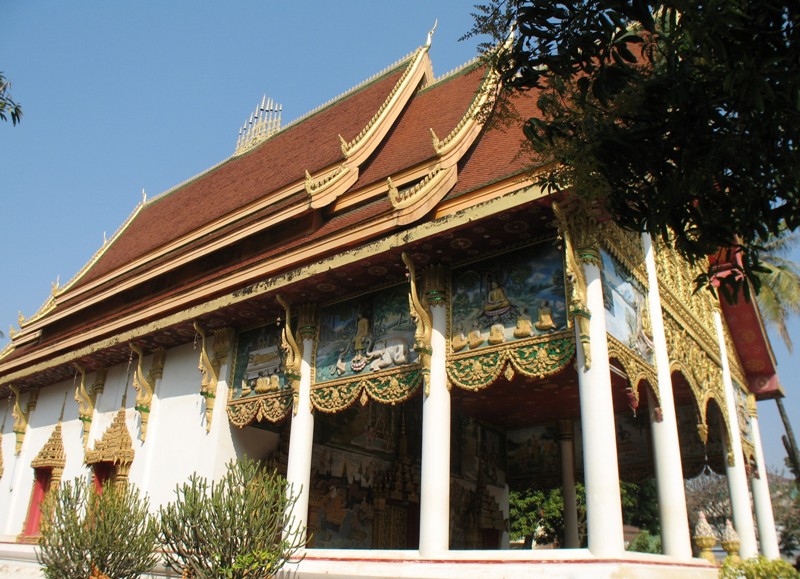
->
[[235, 95, 283, 155]]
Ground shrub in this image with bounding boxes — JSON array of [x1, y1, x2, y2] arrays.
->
[[158, 457, 303, 579], [37, 478, 159, 579], [719, 555, 799, 579]]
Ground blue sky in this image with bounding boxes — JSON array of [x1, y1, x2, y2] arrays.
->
[[1, 1, 798, 473]]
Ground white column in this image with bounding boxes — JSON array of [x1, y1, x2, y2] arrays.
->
[[558, 419, 580, 549], [642, 234, 693, 559], [418, 303, 450, 556], [714, 312, 758, 559], [748, 404, 780, 559], [577, 258, 625, 556], [285, 334, 315, 548]]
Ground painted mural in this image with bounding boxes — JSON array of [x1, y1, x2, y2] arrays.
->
[[230, 323, 289, 400], [451, 413, 507, 486], [451, 243, 567, 352], [315, 284, 418, 383], [309, 401, 422, 549], [506, 422, 566, 487], [600, 250, 654, 364]]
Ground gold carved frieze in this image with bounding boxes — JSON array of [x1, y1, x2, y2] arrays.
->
[[448, 332, 575, 391], [311, 365, 423, 413], [654, 238, 719, 355], [598, 223, 648, 290], [227, 390, 293, 427], [663, 313, 732, 448], [606, 334, 659, 413]]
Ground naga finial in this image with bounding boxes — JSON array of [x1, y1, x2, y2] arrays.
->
[[426, 19, 438, 47]]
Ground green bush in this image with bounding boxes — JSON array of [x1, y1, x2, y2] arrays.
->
[[37, 478, 159, 579], [158, 457, 304, 579], [719, 555, 799, 579], [627, 530, 662, 554]]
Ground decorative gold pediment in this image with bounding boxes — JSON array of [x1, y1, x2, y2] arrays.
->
[[31, 422, 66, 476], [86, 408, 135, 485]]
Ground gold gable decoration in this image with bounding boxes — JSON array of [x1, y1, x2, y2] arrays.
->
[[448, 332, 575, 391], [85, 408, 135, 486]]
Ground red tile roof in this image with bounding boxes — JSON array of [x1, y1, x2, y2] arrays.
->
[[73, 65, 408, 288]]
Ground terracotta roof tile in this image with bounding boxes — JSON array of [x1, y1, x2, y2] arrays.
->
[[354, 65, 487, 189], [73, 66, 408, 288]]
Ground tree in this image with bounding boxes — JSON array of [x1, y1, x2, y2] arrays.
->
[[37, 478, 159, 579], [0, 73, 22, 125], [684, 470, 800, 557], [509, 483, 587, 547], [756, 232, 800, 353], [158, 457, 304, 579], [468, 0, 800, 301]]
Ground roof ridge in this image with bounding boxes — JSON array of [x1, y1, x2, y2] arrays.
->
[[55, 200, 148, 297], [279, 47, 421, 137], [434, 55, 482, 84], [119, 48, 422, 211]]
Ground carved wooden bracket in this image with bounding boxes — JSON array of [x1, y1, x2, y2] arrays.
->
[[10, 385, 37, 455], [276, 295, 302, 415], [130, 344, 164, 442], [194, 323, 233, 432], [402, 252, 433, 396], [73, 363, 96, 449]]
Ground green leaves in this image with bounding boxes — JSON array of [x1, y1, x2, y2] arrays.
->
[[37, 479, 159, 579], [0, 73, 22, 126], [470, 0, 800, 301], [158, 457, 304, 579]]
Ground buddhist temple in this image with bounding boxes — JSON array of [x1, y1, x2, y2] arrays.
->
[[0, 31, 786, 578]]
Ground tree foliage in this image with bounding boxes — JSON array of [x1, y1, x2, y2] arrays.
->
[[158, 457, 304, 579], [0, 73, 22, 125], [509, 484, 587, 547], [37, 478, 159, 579], [468, 0, 800, 301]]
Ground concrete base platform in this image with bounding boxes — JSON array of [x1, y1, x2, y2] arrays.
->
[[0, 542, 719, 579]]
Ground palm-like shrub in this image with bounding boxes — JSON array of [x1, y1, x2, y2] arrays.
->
[[158, 457, 303, 579], [37, 478, 159, 579]]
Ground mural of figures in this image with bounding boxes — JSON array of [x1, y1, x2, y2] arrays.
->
[[316, 285, 418, 383], [230, 323, 288, 399], [600, 250, 655, 364], [451, 243, 567, 352], [310, 401, 422, 549], [506, 423, 563, 486]]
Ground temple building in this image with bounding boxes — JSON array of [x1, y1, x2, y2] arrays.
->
[[0, 32, 787, 578]]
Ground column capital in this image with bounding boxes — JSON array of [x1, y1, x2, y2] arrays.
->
[[424, 263, 449, 307]]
